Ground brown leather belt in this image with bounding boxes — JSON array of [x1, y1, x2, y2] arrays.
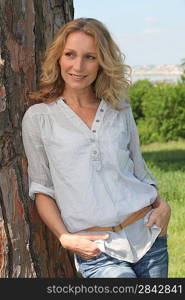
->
[[84, 205, 153, 233]]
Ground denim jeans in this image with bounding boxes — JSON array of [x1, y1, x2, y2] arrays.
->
[[76, 235, 168, 278]]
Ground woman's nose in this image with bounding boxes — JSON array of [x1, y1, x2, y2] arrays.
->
[[73, 57, 83, 71]]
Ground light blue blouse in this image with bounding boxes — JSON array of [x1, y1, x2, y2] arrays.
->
[[22, 97, 161, 264]]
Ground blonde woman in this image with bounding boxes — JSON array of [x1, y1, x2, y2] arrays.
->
[[22, 18, 171, 278]]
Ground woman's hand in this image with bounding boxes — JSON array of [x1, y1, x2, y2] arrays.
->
[[146, 196, 171, 235], [59, 232, 109, 259]]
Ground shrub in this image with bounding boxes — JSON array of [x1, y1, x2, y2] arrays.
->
[[128, 79, 153, 120], [129, 80, 185, 144]]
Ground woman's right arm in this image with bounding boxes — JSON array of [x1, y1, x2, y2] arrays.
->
[[35, 193, 109, 259], [22, 108, 108, 259], [35, 193, 69, 239]]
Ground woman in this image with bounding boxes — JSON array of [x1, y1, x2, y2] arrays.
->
[[22, 18, 171, 278]]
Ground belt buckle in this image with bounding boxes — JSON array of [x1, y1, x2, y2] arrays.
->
[[112, 224, 123, 232]]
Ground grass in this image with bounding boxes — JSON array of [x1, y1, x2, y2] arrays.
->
[[141, 140, 185, 278]]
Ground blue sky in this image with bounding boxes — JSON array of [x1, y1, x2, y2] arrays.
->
[[73, 0, 185, 66]]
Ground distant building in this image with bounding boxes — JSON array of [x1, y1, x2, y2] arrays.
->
[[131, 64, 183, 83]]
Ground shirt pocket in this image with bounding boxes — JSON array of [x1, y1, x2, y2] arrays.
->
[[42, 127, 85, 172], [103, 122, 129, 152]]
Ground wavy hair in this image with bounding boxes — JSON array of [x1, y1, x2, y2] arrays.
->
[[29, 18, 131, 110]]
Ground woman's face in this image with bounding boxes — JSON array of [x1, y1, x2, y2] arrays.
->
[[59, 31, 99, 92]]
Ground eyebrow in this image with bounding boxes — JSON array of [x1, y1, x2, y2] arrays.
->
[[64, 48, 97, 55]]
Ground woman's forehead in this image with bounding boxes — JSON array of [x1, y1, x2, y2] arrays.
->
[[63, 32, 97, 51]]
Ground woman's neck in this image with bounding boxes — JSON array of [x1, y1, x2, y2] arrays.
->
[[62, 87, 99, 108]]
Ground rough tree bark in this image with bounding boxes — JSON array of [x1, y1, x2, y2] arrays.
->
[[0, 0, 76, 278]]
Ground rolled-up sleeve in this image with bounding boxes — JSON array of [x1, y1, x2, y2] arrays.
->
[[127, 106, 158, 187], [22, 108, 55, 201]]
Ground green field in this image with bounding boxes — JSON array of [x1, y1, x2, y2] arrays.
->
[[142, 140, 185, 278]]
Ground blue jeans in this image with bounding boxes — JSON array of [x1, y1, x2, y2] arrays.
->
[[76, 235, 168, 278]]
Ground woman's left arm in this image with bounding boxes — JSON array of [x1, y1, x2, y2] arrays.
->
[[126, 106, 171, 235], [146, 195, 171, 235]]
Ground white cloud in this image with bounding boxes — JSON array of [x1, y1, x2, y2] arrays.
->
[[144, 28, 161, 34], [145, 16, 159, 23]]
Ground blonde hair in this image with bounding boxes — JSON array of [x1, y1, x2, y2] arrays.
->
[[29, 18, 131, 110]]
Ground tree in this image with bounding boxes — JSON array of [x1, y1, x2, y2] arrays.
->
[[137, 82, 185, 144], [179, 58, 185, 84], [0, 0, 76, 278], [128, 79, 154, 121]]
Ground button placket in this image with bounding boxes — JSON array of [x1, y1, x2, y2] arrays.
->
[[91, 149, 99, 160], [90, 132, 101, 171], [91, 102, 105, 134], [90, 101, 106, 171]]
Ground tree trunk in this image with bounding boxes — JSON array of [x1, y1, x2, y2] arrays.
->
[[0, 0, 76, 278]]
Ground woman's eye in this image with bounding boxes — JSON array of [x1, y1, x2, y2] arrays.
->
[[86, 55, 96, 60], [64, 53, 96, 60], [64, 52, 73, 57]]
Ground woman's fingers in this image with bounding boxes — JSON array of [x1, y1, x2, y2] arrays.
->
[[146, 210, 159, 228], [146, 205, 171, 229], [78, 247, 101, 259], [79, 250, 101, 259], [76, 232, 109, 240], [71, 233, 109, 258]]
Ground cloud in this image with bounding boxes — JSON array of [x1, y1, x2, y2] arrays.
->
[[145, 16, 159, 23], [144, 28, 161, 34]]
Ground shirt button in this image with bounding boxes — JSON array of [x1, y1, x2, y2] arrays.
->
[[92, 130, 96, 132], [93, 150, 97, 154], [96, 119, 100, 122], [100, 109, 104, 112]]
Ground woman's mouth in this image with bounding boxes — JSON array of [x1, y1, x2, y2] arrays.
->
[[68, 73, 87, 80]]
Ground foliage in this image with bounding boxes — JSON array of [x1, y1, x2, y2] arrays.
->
[[179, 70, 185, 84], [179, 58, 185, 83], [129, 79, 185, 144], [128, 79, 153, 120]]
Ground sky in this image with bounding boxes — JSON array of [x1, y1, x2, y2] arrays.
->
[[73, 0, 185, 67]]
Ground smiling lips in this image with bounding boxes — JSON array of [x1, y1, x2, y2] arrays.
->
[[69, 73, 87, 80]]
